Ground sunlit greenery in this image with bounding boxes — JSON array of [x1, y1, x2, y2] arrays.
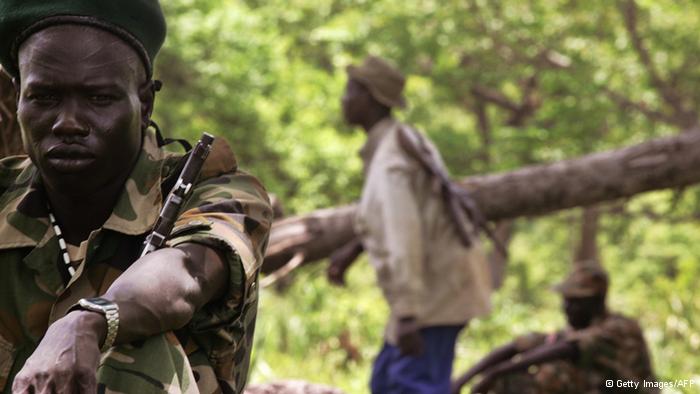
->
[[154, 1, 700, 392]]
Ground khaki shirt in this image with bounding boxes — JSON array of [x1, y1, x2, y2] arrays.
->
[[355, 117, 492, 344]]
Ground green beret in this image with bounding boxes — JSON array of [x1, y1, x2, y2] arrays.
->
[[0, 0, 166, 78]]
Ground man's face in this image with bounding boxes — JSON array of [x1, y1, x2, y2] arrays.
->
[[563, 295, 603, 329], [341, 78, 371, 125], [16, 25, 150, 196]]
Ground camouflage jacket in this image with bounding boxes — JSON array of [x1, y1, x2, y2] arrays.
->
[[512, 312, 658, 394], [0, 130, 272, 393]]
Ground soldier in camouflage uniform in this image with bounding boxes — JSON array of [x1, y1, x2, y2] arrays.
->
[[0, 1, 272, 393], [452, 263, 658, 394]]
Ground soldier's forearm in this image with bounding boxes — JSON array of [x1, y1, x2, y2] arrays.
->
[[453, 342, 518, 390], [488, 341, 576, 379], [331, 237, 364, 269], [95, 242, 229, 345], [24, 246, 226, 393]]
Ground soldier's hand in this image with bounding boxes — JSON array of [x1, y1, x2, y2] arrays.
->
[[326, 258, 348, 286], [12, 310, 105, 394], [451, 371, 476, 394], [327, 248, 354, 286], [396, 317, 424, 356], [470, 372, 495, 394], [327, 238, 363, 286]]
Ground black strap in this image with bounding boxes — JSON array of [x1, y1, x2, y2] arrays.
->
[[151, 120, 193, 151]]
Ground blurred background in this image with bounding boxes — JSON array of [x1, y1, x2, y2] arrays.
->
[[126, 0, 700, 392], [3, 0, 700, 393]]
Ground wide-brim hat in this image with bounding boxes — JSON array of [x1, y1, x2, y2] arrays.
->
[[554, 261, 609, 298], [0, 0, 166, 78], [347, 56, 407, 109]]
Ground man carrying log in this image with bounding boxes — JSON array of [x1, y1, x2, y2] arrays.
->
[[0, 1, 272, 392], [452, 263, 658, 394], [331, 55, 493, 393]]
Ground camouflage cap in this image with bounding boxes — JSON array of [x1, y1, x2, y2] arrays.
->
[[347, 56, 407, 109], [554, 262, 608, 297]]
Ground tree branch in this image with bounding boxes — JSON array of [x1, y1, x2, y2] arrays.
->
[[604, 88, 673, 124], [471, 84, 520, 113], [619, 0, 698, 128], [470, 75, 541, 128]]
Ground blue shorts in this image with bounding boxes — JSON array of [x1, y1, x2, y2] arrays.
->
[[370, 325, 464, 394]]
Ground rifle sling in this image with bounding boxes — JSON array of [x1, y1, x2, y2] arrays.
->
[[396, 126, 508, 257], [396, 126, 474, 247]]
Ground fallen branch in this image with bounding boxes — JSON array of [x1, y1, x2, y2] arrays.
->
[[263, 129, 700, 273]]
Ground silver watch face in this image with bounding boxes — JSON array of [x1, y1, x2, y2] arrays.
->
[[79, 297, 117, 313], [85, 297, 113, 308]]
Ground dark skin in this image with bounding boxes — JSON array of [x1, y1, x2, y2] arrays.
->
[[329, 78, 389, 286], [15, 26, 149, 243], [451, 294, 606, 394], [11, 25, 229, 394], [326, 237, 363, 286], [335, 78, 423, 356], [341, 78, 391, 133]]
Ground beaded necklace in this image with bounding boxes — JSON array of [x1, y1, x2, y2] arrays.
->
[[47, 209, 77, 277]]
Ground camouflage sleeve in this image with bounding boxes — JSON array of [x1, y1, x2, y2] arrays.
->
[[165, 170, 272, 330], [0, 156, 30, 194], [566, 314, 652, 381], [565, 319, 619, 368]]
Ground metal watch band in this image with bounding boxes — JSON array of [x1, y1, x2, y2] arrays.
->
[[77, 297, 119, 353]]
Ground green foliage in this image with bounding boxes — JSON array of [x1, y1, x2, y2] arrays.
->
[[252, 262, 387, 392], [154, 1, 700, 392]]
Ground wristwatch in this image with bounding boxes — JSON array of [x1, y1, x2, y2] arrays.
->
[[71, 297, 119, 353]]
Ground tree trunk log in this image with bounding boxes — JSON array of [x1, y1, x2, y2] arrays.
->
[[265, 205, 357, 272], [574, 206, 601, 264], [263, 130, 700, 273], [488, 220, 514, 289]]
